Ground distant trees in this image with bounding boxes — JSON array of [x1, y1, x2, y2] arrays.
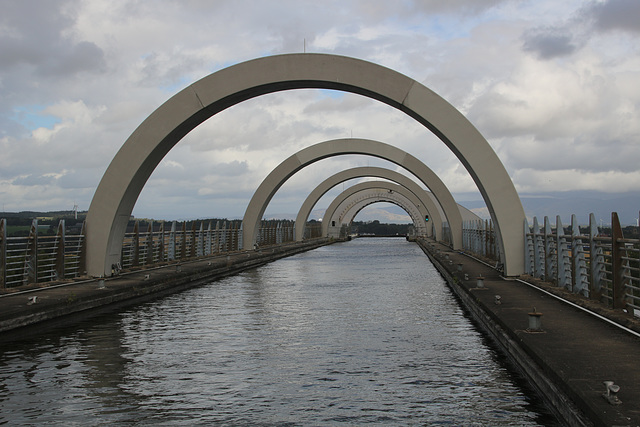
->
[[350, 220, 409, 236]]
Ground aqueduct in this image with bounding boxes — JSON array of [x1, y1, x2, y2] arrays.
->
[[86, 53, 525, 277]]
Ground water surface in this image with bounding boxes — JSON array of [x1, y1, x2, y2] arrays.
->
[[0, 238, 558, 425]]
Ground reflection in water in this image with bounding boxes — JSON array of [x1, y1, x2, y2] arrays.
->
[[0, 238, 559, 425]]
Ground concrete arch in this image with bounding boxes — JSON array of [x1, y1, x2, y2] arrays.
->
[[243, 139, 462, 251], [86, 53, 524, 277], [322, 181, 429, 237], [341, 195, 423, 230], [342, 198, 419, 231], [294, 166, 443, 241]]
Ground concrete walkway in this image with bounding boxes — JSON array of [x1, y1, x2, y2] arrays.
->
[[418, 238, 640, 427]]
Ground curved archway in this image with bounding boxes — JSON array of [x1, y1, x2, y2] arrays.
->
[[342, 199, 421, 233], [294, 166, 443, 241], [86, 53, 524, 276], [322, 181, 429, 237], [243, 139, 460, 249]]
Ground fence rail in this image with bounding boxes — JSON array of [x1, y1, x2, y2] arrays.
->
[[0, 219, 86, 288], [1, 218, 316, 289], [462, 219, 499, 265], [523, 212, 640, 314], [462, 212, 640, 315]]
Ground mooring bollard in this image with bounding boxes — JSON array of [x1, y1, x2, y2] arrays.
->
[[602, 381, 622, 405], [476, 275, 485, 288], [457, 263, 463, 272], [528, 307, 543, 331]]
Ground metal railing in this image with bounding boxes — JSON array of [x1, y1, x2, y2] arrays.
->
[[0, 219, 86, 288], [462, 212, 639, 315], [523, 213, 640, 314], [1, 218, 314, 289], [462, 219, 499, 264]]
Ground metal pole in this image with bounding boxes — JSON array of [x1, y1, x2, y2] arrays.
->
[[611, 212, 627, 310]]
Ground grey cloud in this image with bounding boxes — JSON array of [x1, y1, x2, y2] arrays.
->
[[407, 0, 507, 15], [12, 174, 56, 186], [0, 1, 105, 77], [587, 0, 640, 33], [522, 0, 640, 60], [522, 27, 580, 59], [40, 41, 106, 77]]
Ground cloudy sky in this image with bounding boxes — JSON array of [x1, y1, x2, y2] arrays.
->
[[1, 0, 638, 223]]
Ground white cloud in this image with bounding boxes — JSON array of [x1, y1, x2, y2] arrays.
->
[[0, 0, 638, 221]]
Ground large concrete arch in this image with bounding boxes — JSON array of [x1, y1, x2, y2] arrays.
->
[[294, 166, 443, 241], [242, 139, 462, 251], [86, 53, 525, 277], [322, 181, 429, 237]]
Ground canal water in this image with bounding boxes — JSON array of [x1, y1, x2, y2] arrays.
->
[[0, 238, 559, 425]]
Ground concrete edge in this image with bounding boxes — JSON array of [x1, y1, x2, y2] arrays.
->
[[0, 239, 335, 340], [415, 238, 594, 427]]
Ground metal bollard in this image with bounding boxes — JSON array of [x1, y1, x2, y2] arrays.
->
[[528, 307, 543, 331]]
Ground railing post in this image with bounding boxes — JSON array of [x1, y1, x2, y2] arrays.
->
[[189, 221, 197, 258], [158, 221, 165, 263], [205, 221, 212, 256], [78, 221, 87, 276], [544, 216, 555, 283], [532, 217, 541, 278], [214, 221, 220, 253], [180, 221, 187, 259], [571, 214, 589, 296], [54, 220, 65, 280], [556, 216, 570, 290], [24, 219, 38, 285], [524, 218, 532, 275], [611, 212, 628, 310], [132, 221, 140, 267], [145, 221, 154, 266], [238, 222, 243, 250], [221, 221, 228, 253], [589, 213, 603, 301], [1, 218, 6, 288], [168, 221, 176, 261], [230, 222, 236, 252]]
